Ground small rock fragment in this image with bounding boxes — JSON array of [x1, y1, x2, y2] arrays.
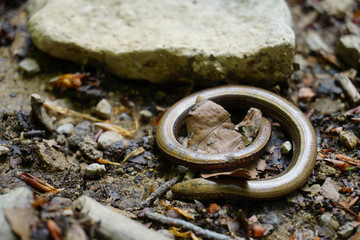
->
[[319, 163, 337, 176], [339, 131, 358, 149], [98, 131, 126, 149], [56, 123, 74, 135], [318, 212, 337, 238], [306, 31, 332, 53], [280, 141, 292, 155], [309, 98, 345, 115], [319, 178, 340, 201], [298, 87, 316, 103], [139, 109, 152, 122], [319, 212, 333, 226], [337, 223, 354, 238], [330, 220, 340, 231], [0, 146, 10, 156], [78, 136, 102, 161], [85, 163, 106, 179], [94, 99, 112, 120], [18, 58, 40, 74], [68, 121, 94, 147], [336, 35, 360, 69], [322, 0, 353, 16]]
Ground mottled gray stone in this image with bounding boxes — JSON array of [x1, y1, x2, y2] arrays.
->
[[97, 131, 126, 149], [94, 99, 112, 120], [27, 0, 295, 86], [280, 141, 292, 155], [18, 58, 40, 74], [85, 163, 106, 179], [56, 123, 74, 135], [336, 35, 360, 69], [0, 146, 10, 156], [339, 130, 359, 149]]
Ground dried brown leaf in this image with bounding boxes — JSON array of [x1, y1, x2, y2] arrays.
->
[[46, 219, 63, 240], [168, 227, 201, 240], [335, 154, 360, 166], [186, 96, 245, 153], [324, 158, 350, 171], [5, 208, 38, 240], [201, 159, 267, 179], [168, 206, 195, 220]]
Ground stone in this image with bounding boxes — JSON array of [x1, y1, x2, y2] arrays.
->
[[336, 35, 360, 69], [139, 110, 152, 122], [68, 121, 94, 148], [309, 98, 345, 115], [18, 58, 40, 74], [319, 178, 340, 201], [322, 0, 353, 16], [78, 136, 103, 161], [281, 141, 292, 155], [56, 123, 74, 135], [319, 163, 336, 176], [85, 163, 106, 179], [306, 31, 331, 53], [0, 187, 34, 240], [94, 99, 112, 120], [330, 220, 339, 231], [98, 131, 126, 149], [0, 146, 10, 156], [298, 87, 315, 103], [339, 130, 359, 149], [320, 212, 332, 225], [337, 223, 354, 238], [36, 140, 74, 172], [27, 0, 295, 86]]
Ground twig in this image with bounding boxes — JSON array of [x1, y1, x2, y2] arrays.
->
[[23, 130, 46, 138], [144, 210, 237, 240], [141, 178, 179, 208], [335, 73, 360, 107], [121, 147, 145, 164]]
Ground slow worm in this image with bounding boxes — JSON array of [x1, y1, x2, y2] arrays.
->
[[156, 85, 317, 200]]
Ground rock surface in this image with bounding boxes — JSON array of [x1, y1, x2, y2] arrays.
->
[[27, 0, 295, 86]]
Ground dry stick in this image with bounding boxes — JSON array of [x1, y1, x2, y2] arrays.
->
[[141, 177, 179, 208], [144, 210, 239, 240], [335, 73, 360, 107]]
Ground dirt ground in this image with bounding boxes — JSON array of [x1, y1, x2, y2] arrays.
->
[[1, 1, 360, 239]]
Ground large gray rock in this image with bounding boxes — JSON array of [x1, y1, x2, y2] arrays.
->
[[27, 0, 295, 86]]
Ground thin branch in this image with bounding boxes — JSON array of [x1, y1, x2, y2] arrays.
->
[[141, 178, 178, 208], [144, 210, 243, 240]]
